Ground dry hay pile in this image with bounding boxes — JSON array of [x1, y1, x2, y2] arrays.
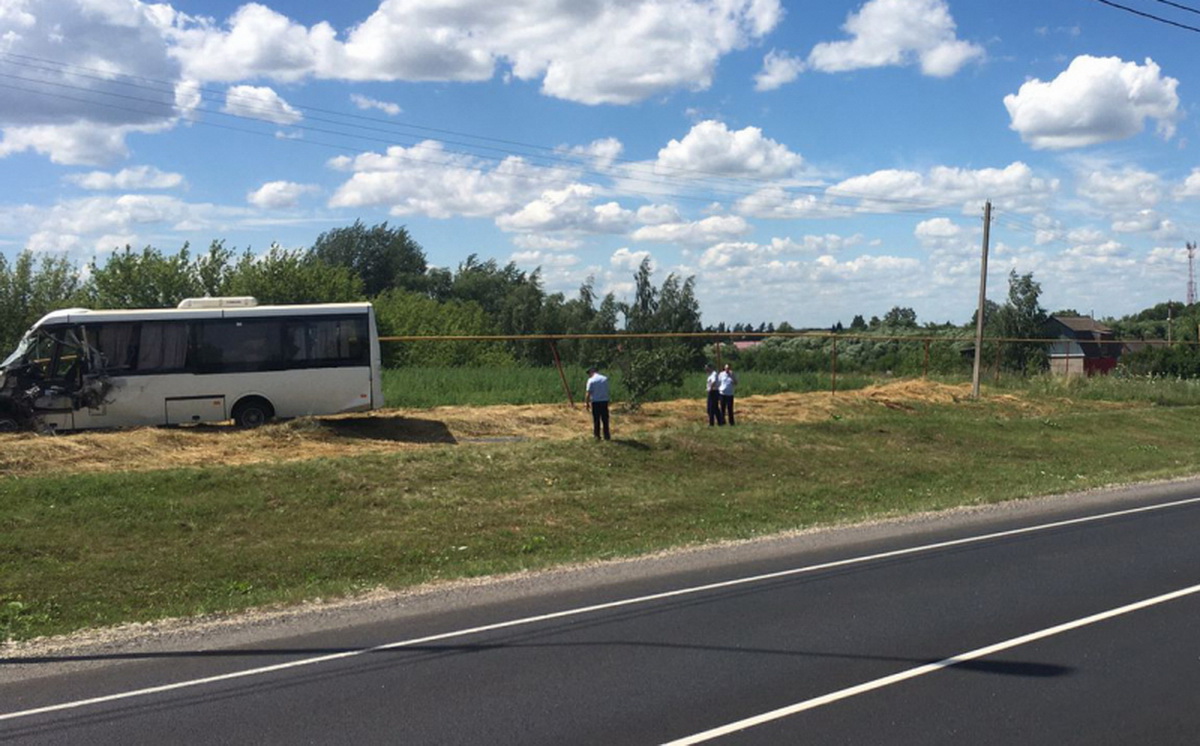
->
[[0, 381, 987, 478]]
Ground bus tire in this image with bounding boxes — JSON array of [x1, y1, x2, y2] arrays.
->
[[232, 397, 274, 429]]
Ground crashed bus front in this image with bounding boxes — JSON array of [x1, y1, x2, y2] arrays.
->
[[0, 312, 112, 432]]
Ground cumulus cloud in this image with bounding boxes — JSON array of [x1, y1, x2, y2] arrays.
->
[[699, 234, 863, 269], [11, 194, 246, 253], [1077, 168, 1163, 210], [223, 85, 303, 125], [1004, 56, 1181, 150], [807, 0, 983, 77], [66, 166, 185, 191], [611, 248, 651, 271], [0, 0, 183, 163], [0, 122, 173, 166], [350, 94, 402, 116], [166, 0, 782, 105], [512, 234, 581, 251], [632, 215, 751, 246], [755, 49, 805, 91], [510, 250, 580, 268], [247, 181, 320, 208], [497, 184, 634, 234], [655, 120, 802, 179], [1177, 169, 1200, 199], [328, 140, 572, 218], [831, 162, 1058, 213]]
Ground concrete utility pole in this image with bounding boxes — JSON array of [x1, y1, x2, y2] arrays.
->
[[971, 201, 992, 400]]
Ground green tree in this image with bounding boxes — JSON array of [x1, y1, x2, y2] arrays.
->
[[373, 289, 512, 367], [991, 270, 1048, 374], [882, 306, 918, 328], [225, 245, 364, 304], [310, 221, 428, 296], [0, 251, 82, 349], [83, 245, 202, 308]]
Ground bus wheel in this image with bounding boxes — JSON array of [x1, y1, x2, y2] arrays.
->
[[232, 398, 274, 429]]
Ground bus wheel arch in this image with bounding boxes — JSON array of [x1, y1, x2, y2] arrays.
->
[[231, 396, 274, 429]]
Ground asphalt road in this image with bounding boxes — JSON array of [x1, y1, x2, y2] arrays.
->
[[3, 479, 1200, 745]]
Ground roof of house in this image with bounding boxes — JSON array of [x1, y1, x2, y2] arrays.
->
[[1048, 315, 1112, 335]]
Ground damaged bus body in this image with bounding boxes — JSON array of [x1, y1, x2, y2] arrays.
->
[[0, 297, 383, 432]]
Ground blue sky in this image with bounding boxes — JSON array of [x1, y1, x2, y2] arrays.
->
[[1, 0, 1198, 327]]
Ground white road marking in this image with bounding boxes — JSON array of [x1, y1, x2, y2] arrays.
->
[[2, 495, 1199, 723], [663, 582, 1200, 745]]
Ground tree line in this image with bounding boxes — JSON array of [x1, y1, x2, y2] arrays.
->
[[2, 220, 1193, 379]]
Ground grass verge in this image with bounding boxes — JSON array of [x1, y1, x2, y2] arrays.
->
[[3, 392, 1200, 642]]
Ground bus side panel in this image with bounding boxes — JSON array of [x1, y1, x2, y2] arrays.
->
[[233, 368, 375, 419]]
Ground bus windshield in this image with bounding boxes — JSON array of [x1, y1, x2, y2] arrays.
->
[[1, 333, 33, 370]]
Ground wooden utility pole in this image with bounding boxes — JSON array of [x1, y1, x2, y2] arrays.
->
[[971, 201, 992, 399]]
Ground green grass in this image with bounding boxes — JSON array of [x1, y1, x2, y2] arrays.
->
[[4, 392, 1200, 641], [381, 366, 872, 408]]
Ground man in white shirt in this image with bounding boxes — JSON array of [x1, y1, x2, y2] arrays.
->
[[717, 363, 737, 426], [585, 366, 611, 440], [705, 364, 724, 426]]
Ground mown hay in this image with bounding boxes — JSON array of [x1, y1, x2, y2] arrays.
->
[[0, 381, 996, 478]]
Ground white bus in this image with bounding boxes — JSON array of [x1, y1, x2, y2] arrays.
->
[[0, 297, 383, 432]]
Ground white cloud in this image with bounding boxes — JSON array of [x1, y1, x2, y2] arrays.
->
[[831, 162, 1058, 213], [512, 234, 581, 251], [9, 194, 248, 253], [223, 85, 303, 125], [329, 140, 572, 219], [1004, 56, 1181, 150], [1077, 168, 1162, 210], [632, 215, 751, 246], [1177, 169, 1200, 200], [636, 204, 683, 225], [66, 166, 185, 190], [808, 0, 983, 77], [655, 120, 802, 179], [611, 248, 651, 271], [0, 0, 182, 163], [247, 181, 320, 209], [350, 94, 402, 116], [699, 234, 864, 269], [562, 138, 624, 170], [510, 250, 580, 268], [0, 122, 173, 166], [736, 188, 853, 220], [167, 0, 782, 105], [497, 184, 634, 234], [755, 49, 805, 91]]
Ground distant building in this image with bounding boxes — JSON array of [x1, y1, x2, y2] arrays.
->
[[1044, 315, 1120, 376], [732, 341, 762, 351]]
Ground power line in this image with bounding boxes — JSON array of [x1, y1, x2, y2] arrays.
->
[[1152, 0, 1200, 16], [1087, 0, 1200, 32], [0, 51, 976, 217]]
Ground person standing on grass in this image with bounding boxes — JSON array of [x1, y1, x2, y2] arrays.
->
[[705, 364, 724, 426], [717, 363, 737, 426], [585, 366, 611, 440]]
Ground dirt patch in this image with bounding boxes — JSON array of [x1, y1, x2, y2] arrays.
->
[[0, 381, 1004, 478]]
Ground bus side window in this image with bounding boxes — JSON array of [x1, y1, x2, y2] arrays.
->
[[94, 323, 137, 373]]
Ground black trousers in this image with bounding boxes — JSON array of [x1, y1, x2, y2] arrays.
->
[[719, 394, 735, 425], [707, 390, 724, 425], [591, 401, 610, 439]]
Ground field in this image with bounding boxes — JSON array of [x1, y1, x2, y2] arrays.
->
[[4, 374, 1200, 643]]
